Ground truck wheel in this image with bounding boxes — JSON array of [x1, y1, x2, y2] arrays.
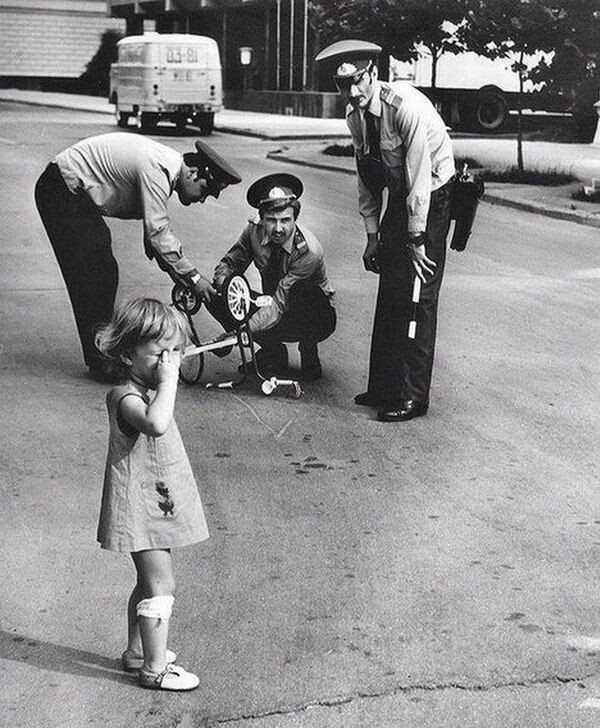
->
[[195, 112, 214, 136], [474, 89, 508, 133]]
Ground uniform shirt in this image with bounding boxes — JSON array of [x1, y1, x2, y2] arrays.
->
[[213, 219, 334, 332], [346, 80, 455, 235], [54, 132, 194, 276]]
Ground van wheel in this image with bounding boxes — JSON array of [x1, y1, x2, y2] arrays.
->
[[195, 112, 214, 136], [114, 101, 129, 128], [136, 112, 158, 131]]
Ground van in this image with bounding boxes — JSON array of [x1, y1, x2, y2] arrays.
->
[[109, 32, 222, 134]]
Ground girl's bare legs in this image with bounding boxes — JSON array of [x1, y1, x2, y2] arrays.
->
[[126, 583, 144, 656], [131, 549, 175, 673]]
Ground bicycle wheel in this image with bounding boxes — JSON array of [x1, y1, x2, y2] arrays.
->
[[171, 284, 202, 315], [223, 274, 251, 322]]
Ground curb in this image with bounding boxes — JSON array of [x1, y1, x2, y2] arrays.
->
[[267, 152, 600, 229]]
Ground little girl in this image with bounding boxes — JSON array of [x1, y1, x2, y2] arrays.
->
[[95, 298, 208, 691]]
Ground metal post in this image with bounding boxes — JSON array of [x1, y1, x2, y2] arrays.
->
[[276, 0, 281, 91], [222, 8, 228, 88], [289, 0, 295, 90], [265, 6, 270, 89], [302, 0, 308, 91]]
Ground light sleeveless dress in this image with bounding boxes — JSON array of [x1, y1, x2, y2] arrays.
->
[[97, 382, 209, 552]]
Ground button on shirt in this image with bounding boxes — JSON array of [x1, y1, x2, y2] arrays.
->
[[346, 81, 455, 235], [213, 220, 334, 332], [54, 133, 194, 276]]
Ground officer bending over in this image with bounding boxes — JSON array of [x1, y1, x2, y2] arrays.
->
[[35, 132, 241, 381], [205, 174, 336, 381]]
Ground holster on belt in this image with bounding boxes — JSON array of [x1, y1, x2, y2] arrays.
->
[[449, 168, 485, 252]]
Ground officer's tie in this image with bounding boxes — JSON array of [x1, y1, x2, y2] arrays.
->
[[263, 243, 284, 295], [365, 110, 381, 159]]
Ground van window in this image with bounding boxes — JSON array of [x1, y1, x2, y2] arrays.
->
[[119, 44, 144, 64]]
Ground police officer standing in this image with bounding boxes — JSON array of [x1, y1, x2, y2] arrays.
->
[[35, 133, 241, 381], [205, 173, 336, 381], [315, 40, 455, 421]]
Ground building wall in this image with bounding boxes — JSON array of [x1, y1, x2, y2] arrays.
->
[[0, 0, 125, 78]]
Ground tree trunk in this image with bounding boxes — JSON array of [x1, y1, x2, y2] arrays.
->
[[517, 51, 524, 171]]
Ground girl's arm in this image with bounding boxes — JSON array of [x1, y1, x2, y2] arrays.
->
[[120, 351, 180, 437]]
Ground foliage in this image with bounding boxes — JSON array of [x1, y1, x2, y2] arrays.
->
[[528, 0, 600, 142]]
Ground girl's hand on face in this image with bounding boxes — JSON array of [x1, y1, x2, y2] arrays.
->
[[156, 349, 181, 385]]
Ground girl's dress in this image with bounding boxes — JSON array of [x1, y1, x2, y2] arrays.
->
[[97, 382, 209, 552]]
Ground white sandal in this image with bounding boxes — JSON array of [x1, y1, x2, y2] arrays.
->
[[121, 648, 177, 672], [139, 663, 199, 691]]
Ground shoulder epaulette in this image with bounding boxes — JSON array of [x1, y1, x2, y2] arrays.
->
[[293, 229, 309, 256], [380, 83, 403, 110]]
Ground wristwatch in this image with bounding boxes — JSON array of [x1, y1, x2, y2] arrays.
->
[[406, 232, 427, 247]]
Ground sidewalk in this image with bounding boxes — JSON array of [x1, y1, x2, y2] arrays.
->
[[3, 88, 600, 228]]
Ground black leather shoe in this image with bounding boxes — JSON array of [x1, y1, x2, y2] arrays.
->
[[377, 400, 429, 422], [255, 344, 288, 376], [354, 391, 382, 407], [299, 343, 322, 381]]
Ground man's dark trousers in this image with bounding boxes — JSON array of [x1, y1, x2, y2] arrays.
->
[[206, 279, 336, 349], [367, 182, 452, 406], [35, 163, 118, 368]]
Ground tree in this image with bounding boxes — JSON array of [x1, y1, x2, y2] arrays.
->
[[459, 0, 560, 169], [79, 29, 123, 97], [309, 0, 474, 86], [384, 0, 470, 88], [528, 0, 600, 142]]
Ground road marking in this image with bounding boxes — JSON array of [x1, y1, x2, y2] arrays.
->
[[565, 635, 600, 650], [570, 268, 600, 279], [580, 698, 600, 709]]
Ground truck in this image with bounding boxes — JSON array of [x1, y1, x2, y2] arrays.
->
[[109, 32, 222, 134], [390, 46, 561, 133]]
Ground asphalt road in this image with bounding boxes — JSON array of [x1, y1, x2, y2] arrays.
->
[[1, 103, 599, 728]]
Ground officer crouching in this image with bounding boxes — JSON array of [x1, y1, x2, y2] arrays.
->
[[205, 174, 336, 380]]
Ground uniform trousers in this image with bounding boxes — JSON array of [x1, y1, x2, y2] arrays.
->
[[35, 163, 118, 368], [206, 280, 336, 351], [367, 181, 452, 406]]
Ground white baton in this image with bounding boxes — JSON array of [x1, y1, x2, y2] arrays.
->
[[408, 275, 421, 339]]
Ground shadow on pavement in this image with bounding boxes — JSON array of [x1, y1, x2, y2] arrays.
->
[[1, 630, 135, 685]]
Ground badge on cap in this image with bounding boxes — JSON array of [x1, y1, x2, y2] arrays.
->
[[247, 173, 304, 209], [337, 62, 360, 77]]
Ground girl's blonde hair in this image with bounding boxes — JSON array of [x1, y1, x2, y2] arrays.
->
[[95, 298, 190, 367]]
